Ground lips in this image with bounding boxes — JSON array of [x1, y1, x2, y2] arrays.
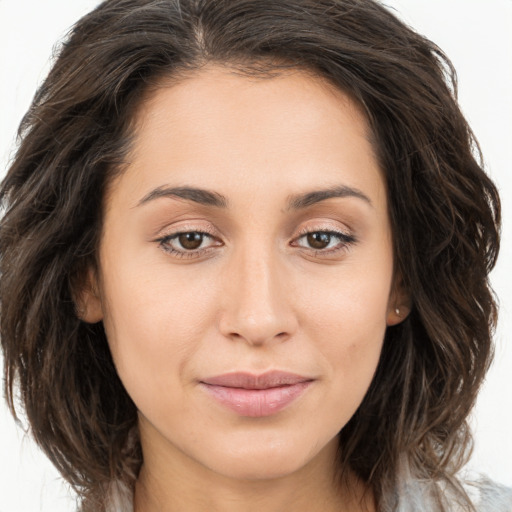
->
[[200, 371, 313, 417]]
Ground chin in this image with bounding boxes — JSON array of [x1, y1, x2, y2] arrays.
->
[[200, 432, 338, 482], [212, 458, 309, 482]]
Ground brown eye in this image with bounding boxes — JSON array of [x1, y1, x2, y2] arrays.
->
[[306, 232, 331, 249], [292, 229, 356, 256], [158, 230, 220, 258], [178, 232, 204, 250]]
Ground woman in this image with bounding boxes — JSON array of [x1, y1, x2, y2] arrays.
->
[[0, 0, 509, 510]]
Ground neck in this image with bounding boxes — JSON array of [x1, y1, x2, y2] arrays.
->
[[133, 432, 374, 512]]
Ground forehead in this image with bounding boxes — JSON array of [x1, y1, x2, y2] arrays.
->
[[110, 64, 385, 212], [135, 64, 372, 150]]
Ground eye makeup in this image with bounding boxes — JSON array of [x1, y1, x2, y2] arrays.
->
[[292, 227, 357, 258], [154, 224, 357, 261]]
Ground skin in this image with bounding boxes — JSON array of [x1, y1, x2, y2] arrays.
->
[[82, 64, 409, 512]]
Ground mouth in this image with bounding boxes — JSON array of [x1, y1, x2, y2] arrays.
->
[[200, 371, 314, 417]]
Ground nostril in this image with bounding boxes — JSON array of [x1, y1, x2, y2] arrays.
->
[[226, 330, 290, 345]]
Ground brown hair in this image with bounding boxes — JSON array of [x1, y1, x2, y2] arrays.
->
[[0, 0, 500, 510]]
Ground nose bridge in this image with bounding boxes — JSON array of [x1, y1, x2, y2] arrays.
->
[[219, 239, 295, 345]]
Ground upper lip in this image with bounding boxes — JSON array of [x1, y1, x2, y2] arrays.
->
[[201, 371, 313, 390]]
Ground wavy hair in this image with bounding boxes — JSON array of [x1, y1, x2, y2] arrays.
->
[[0, 0, 500, 510]]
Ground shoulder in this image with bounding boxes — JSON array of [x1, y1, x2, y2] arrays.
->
[[468, 477, 512, 512], [394, 474, 512, 512], [102, 476, 512, 512]]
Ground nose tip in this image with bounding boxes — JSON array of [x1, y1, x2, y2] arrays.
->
[[223, 314, 292, 346]]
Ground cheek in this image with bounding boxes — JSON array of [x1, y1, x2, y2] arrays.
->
[[299, 257, 392, 407], [98, 250, 220, 404], [302, 260, 391, 342]]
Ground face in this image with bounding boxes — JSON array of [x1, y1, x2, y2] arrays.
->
[[83, 65, 405, 481]]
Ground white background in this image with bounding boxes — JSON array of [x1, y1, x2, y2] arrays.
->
[[0, 1, 511, 511]]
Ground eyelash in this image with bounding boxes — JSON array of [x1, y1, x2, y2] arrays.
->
[[156, 227, 356, 260], [292, 228, 356, 256], [155, 226, 219, 259]]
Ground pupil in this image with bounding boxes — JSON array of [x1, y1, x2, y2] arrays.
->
[[307, 232, 330, 249], [179, 232, 203, 250]]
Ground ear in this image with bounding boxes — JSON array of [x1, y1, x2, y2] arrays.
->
[[74, 266, 104, 324], [386, 273, 412, 326]]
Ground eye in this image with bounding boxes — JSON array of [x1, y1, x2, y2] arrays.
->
[[176, 232, 206, 250], [292, 229, 356, 255], [157, 230, 220, 258], [304, 232, 334, 250]]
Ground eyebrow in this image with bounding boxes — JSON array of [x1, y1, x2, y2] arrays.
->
[[136, 184, 372, 210], [286, 185, 373, 210], [137, 186, 228, 208]]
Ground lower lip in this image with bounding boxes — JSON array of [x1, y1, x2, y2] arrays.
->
[[201, 382, 312, 417]]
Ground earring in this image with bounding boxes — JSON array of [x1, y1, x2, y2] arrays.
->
[[395, 307, 400, 316]]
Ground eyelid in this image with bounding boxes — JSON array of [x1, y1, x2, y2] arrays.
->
[[294, 224, 353, 238], [294, 221, 356, 242], [154, 222, 219, 240]]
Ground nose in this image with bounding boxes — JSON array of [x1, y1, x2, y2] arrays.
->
[[218, 245, 298, 346]]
